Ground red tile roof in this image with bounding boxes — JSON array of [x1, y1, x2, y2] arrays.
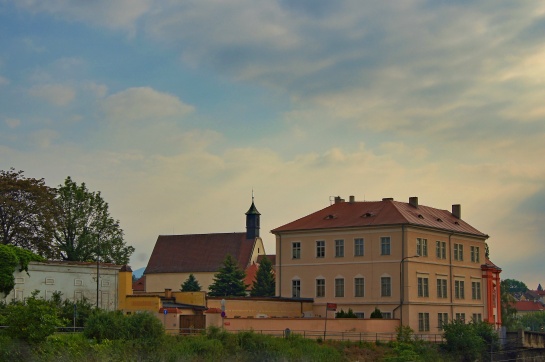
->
[[271, 199, 487, 237], [145, 233, 256, 274], [514, 301, 545, 312], [244, 263, 259, 289]]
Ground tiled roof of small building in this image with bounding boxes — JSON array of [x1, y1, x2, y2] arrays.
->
[[133, 275, 145, 292], [514, 300, 545, 312], [271, 199, 487, 237], [145, 232, 255, 274], [257, 254, 276, 265]]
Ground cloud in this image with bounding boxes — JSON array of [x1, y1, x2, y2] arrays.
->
[[28, 84, 76, 106], [14, 0, 152, 34], [0, 75, 9, 85], [5, 118, 21, 129], [102, 87, 193, 123]]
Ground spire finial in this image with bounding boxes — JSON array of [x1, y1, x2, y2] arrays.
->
[[252, 188, 254, 203]]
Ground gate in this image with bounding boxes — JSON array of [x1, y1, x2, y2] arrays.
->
[[180, 315, 205, 334]]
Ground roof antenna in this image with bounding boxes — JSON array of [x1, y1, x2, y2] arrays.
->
[[252, 188, 254, 203]]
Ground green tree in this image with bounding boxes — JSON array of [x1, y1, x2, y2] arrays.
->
[[181, 273, 202, 292], [208, 254, 248, 297], [3, 291, 65, 343], [0, 245, 44, 296], [0, 169, 56, 257], [335, 308, 357, 318], [442, 320, 499, 362], [250, 256, 275, 297], [500, 279, 519, 330], [519, 311, 545, 332], [52, 177, 134, 264], [503, 278, 528, 294]]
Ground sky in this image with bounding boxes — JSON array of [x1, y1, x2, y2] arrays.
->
[[1, 1, 544, 288]]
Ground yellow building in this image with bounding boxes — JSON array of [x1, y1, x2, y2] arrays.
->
[[272, 196, 501, 334]]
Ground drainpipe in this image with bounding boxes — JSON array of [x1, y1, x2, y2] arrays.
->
[[278, 234, 282, 297], [448, 233, 454, 319], [394, 225, 406, 321]]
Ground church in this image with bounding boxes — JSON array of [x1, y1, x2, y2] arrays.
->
[[142, 198, 267, 293]]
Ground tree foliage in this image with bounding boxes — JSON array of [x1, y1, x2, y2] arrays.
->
[[502, 278, 528, 294], [52, 177, 134, 264], [84, 310, 164, 346], [500, 279, 519, 330], [335, 308, 357, 318], [250, 256, 275, 297], [208, 254, 248, 297], [370, 307, 383, 318], [3, 291, 65, 343], [0, 245, 44, 296], [442, 320, 499, 362], [0, 169, 56, 257], [519, 311, 545, 332], [181, 273, 202, 292]]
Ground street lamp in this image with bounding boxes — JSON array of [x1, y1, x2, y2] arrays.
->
[[399, 255, 420, 325]]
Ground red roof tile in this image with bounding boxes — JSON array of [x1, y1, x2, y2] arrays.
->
[[271, 199, 487, 237], [145, 233, 256, 274], [514, 301, 545, 312], [244, 263, 259, 289]]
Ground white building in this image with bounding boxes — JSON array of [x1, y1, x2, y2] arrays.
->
[[3, 260, 125, 310]]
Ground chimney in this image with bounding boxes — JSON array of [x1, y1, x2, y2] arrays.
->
[[165, 288, 172, 298], [349, 195, 355, 203], [334, 196, 345, 203], [452, 204, 461, 219], [382, 197, 394, 201], [409, 197, 418, 208]]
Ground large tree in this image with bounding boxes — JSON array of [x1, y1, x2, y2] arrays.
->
[[0, 169, 56, 257], [250, 256, 275, 297], [208, 254, 248, 297], [52, 177, 134, 264], [502, 278, 529, 294]]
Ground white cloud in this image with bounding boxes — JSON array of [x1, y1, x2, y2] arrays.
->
[[5, 118, 21, 129], [28, 84, 76, 106], [102, 87, 193, 123]]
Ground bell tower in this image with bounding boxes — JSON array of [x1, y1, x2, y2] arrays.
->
[[245, 192, 260, 240]]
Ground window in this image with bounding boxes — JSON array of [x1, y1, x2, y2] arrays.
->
[[472, 281, 481, 300], [437, 278, 448, 298], [316, 279, 325, 298], [74, 279, 83, 286], [418, 313, 430, 331], [15, 277, 24, 284], [355, 278, 365, 297], [381, 237, 391, 255], [438, 313, 448, 331], [455, 280, 465, 299], [354, 238, 364, 256], [74, 291, 83, 301], [292, 280, 301, 298], [381, 277, 391, 297], [470, 246, 480, 263], [455, 313, 466, 322], [454, 244, 464, 261], [101, 280, 110, 287], [416, 238, 428, 256], [335, 278, 344, 297], [382, 312, 392, 319], [472, 313, 482, 323], [45, 278, 55, 285], [355, 312, 365, 319], [316, 240, 325, 258], [436, 241, 446, 259], [292, 242, 301, 259], [418, 277, 429, 297], [335, 239, 344, 257]]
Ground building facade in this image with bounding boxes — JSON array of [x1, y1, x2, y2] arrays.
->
[[272, 196, 502, 334], [3, 260, 128, 310]]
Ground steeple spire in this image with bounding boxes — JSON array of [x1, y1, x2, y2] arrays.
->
[[245, 191, 261, 240]]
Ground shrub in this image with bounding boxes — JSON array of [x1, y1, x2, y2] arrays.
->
[[442, 320, 492, 362], [370, 307, 383, 318], [3, 293, 65, 343], [83, 310, 126, 342]]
